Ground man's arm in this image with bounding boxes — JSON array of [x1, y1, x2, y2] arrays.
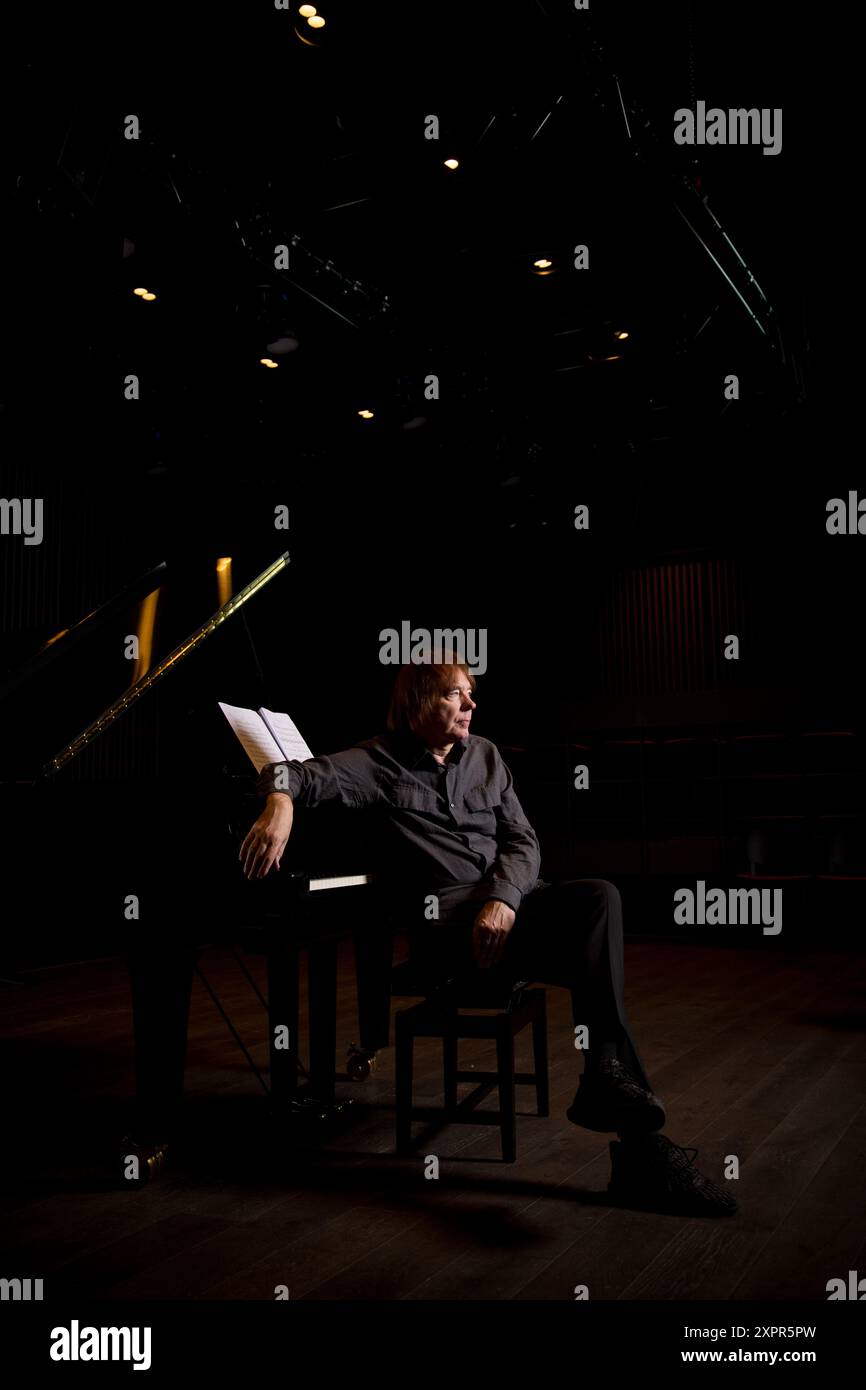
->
[[240, 792, 294, 879], [471, 753, 541, 966], [242, 746, 379, 879], [477, 753, 542, 913], [255, 746, 379, 809]]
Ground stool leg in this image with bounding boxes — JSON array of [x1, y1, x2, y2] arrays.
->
[[532, 993, 550, 1117], [443, 1025, 458, 1111], [395, 1014, 414, 1156], [496, 1020, 517, 1163]]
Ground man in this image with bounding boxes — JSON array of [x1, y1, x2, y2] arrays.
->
[[240, 656, 737, 1217]]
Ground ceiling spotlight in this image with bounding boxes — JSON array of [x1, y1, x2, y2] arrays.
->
[[299, 3, 317, 13], [308, 13, 325, 25], [260, 358, 279, 368], [615, 330, 630, 340], [133, 287, 148, 296], [358, 409, 374, 419], [141, 292, 156, 301], [443, 158, 459, 170], [533, 258, 552, 269]]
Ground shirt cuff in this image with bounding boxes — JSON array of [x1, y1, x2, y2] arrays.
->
[[484, 880, 523, 912], [255, 763, 299, 799]]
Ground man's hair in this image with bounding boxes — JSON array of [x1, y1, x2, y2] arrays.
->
[[386, 650, 477, 735]]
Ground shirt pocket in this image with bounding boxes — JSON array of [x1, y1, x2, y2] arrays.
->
[[462, 782, 499, 832], [390, 780, 441, 812]]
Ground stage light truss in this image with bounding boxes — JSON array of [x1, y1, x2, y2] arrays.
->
[[229, 206, 392, 332], [530, 3, 780, 347]]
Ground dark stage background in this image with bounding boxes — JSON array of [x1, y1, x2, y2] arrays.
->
[[1, 1, 855, 964], [5, 0, 866, 1343]]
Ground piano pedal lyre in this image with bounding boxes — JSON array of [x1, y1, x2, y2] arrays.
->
[[346, 1042, 379, 1081]]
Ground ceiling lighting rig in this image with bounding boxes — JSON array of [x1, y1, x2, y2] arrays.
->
[[532, 0, 781, 352], [228, 196, 391, 332]]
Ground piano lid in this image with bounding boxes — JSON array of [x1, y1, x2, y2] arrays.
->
[[0, 551, 290, 783], [0, 561, 168, 704]]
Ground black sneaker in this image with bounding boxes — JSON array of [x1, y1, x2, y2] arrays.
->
[[567, 1056, 666, 1134], [608, 1133, 739, 1217]]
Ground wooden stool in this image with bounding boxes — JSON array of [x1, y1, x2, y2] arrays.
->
[[394, 983, 549, 1163]]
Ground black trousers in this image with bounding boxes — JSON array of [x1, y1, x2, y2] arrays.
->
[[409, 878, 653, 1092]]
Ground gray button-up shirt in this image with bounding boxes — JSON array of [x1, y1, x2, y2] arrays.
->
[[255, 728, 544, 923]]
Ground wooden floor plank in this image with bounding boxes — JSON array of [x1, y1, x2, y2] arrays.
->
[[617, 1038, 866, 1300], [395, 968, 852, 1300], [303, 962, 837, 1299], [730, 1100, 866, 1300], [3, 941, 865, 1302]]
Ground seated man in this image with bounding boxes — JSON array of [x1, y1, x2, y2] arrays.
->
[[240, 655, 737, 1217]]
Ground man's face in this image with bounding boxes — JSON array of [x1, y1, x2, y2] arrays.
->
[[416, 670, 477, 746]]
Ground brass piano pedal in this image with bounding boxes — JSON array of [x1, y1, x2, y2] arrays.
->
[[268, 1096, 355, 1135], [346, 1043, 379, 1081], [118, 1134, 170, 1188], [324, 1097, 354, 1121]]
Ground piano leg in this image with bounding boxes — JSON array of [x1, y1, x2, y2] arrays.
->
[[267, 930, 353, 1133], [307, 934, 337, 1101], [266, 930, 300, 1103]]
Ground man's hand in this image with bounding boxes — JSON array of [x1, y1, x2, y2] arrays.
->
[[472, 899, 517, 969], [239, 794, 294, 879]]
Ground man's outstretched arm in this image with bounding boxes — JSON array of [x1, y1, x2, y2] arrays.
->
[[241, 747, 379, 878]]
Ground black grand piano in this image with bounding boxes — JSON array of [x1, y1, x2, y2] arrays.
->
[[0, 552, 395, 1182]]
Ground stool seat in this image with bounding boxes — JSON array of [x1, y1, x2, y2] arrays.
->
[[390, 957, 530, 1009]]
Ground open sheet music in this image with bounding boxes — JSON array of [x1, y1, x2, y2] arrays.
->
[[218, 702, 314, 773]]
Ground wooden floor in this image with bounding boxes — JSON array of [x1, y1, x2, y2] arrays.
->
[[2, 936, 866, 1302]]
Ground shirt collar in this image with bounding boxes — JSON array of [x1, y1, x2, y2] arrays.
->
[[393, 727, 469, 769]]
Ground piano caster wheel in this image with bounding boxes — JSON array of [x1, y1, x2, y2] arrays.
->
[[346, 1044, 378, 1081], [118, 1134, 169, 1188]]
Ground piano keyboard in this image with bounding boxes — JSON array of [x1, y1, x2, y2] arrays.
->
[[308, 873, 375, 892]]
